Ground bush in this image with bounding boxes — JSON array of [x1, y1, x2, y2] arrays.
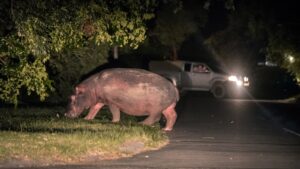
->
[[47, 44, 109, 103]]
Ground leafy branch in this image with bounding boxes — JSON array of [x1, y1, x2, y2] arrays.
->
[[0, 0, 156, 105]]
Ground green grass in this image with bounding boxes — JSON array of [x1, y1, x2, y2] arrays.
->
[[0, 107, 168, 165]]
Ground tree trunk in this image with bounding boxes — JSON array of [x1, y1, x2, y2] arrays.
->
[[10, 0, 15, 20], [171, 45, 178, 60], [113, 46, 118, 59]]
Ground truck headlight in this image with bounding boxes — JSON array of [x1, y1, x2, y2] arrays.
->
[[228, 75, 247, 87], [236, 80, 243, 86], [228, 75, 238, 82], [243, 76, 250, 86]]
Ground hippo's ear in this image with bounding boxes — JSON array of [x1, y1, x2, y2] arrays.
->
[[75, 86, 85, 94]]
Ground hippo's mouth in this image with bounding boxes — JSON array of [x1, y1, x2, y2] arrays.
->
[[65, 112, 77, 118], [65, 109, 79, 118], [65, 106, 84, 118]]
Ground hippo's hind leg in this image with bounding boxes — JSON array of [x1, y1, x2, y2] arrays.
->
[[141, 113, 161, 126], [162, 103, 177, 131], [109, 105, 121, 123], [84, 103, 104, 120]]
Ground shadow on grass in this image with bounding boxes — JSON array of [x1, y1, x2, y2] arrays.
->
[[0, 109, 143, 135], [0, 125, 108, 133], [0, 117, 142, 133]]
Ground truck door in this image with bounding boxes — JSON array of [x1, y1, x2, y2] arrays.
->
[[181, 63, 193, 88], [190, 63, 212, 89]]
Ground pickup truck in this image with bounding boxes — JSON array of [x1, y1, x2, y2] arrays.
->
[[149, 60, 249, 98]]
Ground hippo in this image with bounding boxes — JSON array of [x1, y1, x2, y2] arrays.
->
[[65, 68, 179, 131]]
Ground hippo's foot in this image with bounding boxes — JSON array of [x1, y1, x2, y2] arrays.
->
[[84, 116, 94, 120], [140, 121, 152, 126], [139, 121, 151, 126], [138, 121, 158, 129], [162, 127, 173, 132], [111, 120, 120, 123]]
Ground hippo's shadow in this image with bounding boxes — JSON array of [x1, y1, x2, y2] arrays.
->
[[0, 116, 154, 134], [0, 125, 107, 133], [0, 120, 147, 134], [0, 106, 162, 134]]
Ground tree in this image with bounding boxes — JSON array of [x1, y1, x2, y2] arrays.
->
[[0, 0, 156, 105], [204, 0, 264, 73], [152, 1, 203, 60], [205, 0, 300, 82], [264, 2, 300, 83]]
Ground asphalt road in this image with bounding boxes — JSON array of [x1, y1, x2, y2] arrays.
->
[[11, 92, 300, 169], [94, 92, 300, 169]]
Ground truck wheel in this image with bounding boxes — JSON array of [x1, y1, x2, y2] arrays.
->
[[211, 83, 226, 99]]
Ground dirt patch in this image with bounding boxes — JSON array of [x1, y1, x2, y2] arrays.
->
[[119, 140, 145, 154], [0, 140, 169, 168]]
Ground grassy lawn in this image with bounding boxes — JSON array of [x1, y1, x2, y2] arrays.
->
[[0, 107, 168, 166]]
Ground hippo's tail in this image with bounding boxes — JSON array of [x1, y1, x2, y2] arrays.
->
[[175, 87, 180, 102]]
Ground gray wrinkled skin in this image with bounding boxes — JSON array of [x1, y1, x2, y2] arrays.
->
[[65, 68, 179, 131]]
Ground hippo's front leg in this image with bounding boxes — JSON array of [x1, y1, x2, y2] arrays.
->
[[84, 103, 104, 120], [109, 105, 121, 123]]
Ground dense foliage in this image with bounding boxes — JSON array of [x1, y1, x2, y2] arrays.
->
[[48, 44, 110, 102], [266, 24, 300, 82], [0, 0, 156, 105], [205, 0, 300, 81]]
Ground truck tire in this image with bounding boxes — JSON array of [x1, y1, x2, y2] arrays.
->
[[211, 82, 226, 99]]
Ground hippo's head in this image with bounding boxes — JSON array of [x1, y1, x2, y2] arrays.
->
[[65, 85, 91, 118]]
